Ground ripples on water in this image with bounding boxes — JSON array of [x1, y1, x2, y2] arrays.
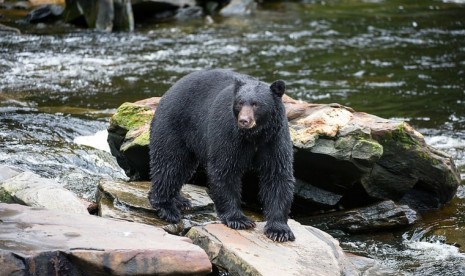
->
[[1, 0, 464, 274]]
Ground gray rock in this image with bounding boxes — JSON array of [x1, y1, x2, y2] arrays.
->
[[186, 219, 359, 276], [0, 170, 88, 214], [0, 203, 212, 275], [96, 0, 114, 32], [345, 253, 398, 276], [219, 0, 256, 16], [302, 200, 418, 234], [64, 0, 134, 31], [294, 178, 343, 208], [23, 4, 64, 23]]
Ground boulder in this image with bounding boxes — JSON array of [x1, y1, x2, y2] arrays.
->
[[0, 203, 212, 275], [0, 168, 88, 214], [107, 97, 158, 180], [345, 253, 398, 275], [186, 219, 360, 275], [219, 0, 256, 16], [106, 95, 461, 210], [301, 200, 418, 234], [97, 179, 217, 234], [63, 0, 134, 31]]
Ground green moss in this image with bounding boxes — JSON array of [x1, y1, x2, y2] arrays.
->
[[132, 129, 150, 147], [392, 122, 420, 147], [375, 122, 421, 152], [0, 187, 15, 203], [110, 103, 154, 131]]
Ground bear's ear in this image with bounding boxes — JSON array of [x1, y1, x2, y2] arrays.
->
[[233, 78, 246, 94], [270, 80, 286, 97]]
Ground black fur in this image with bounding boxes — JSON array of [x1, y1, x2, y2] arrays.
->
[[148, 69, 295, 242]]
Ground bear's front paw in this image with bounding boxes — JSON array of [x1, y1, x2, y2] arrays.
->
[[174, 194, 192, 211], [223, 215, 256, 230], [264, 222, 295, 242]]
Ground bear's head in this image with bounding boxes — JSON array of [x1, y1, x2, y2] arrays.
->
[[233, 78, 286, 131]]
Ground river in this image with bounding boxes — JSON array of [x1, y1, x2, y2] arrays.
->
[[1, 0, 464, 274]]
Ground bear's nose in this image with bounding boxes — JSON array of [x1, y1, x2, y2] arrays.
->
[[239, 118, 251, 128], [238, 105, 256, 129]]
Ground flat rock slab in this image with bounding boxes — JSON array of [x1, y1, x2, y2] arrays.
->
[[97, 180, 216, 228], [0, 203, 212, 275], [0, 169, 88, 214], [186, 219, 358, 276]]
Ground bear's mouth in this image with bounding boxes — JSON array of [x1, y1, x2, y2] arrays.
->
[[238, 119, 256, 129]]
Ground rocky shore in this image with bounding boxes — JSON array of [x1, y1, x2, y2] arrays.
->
[[0, 0, 258, 32]]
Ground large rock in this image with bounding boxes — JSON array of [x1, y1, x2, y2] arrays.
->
[[0, 203, 212, 275], [283, 96, 459, 209], [186, 219, 360, 275], [97, 179, 217, 234], [107, 98, 157, 180], [106, 95, 461, 210], [63, 0, 134, 31], [0, 166, 88, 214], [301, 200, 418, 234]]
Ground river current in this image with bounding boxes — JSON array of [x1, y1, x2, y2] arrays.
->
[[1, 0, 465, 274]]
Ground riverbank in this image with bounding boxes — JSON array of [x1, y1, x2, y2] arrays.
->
[[1, 0, 464, 274]]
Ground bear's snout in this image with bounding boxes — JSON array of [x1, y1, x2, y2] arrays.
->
[[238, 105, 256, 129]]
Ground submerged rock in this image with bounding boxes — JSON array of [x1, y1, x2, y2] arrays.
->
[[0, 203, 212, 275], [186, 220, 360, 275], [0, 23, 21, 34], [301, 200, 418, 234], [97, 179, 216, 233], [345, 253, 398, 275], [23, 4, 64, 23], [0, 166, 88, 214], [107, 95, 461, 210]]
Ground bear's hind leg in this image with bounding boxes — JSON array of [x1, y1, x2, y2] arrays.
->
[[149, 145, 197, 223]]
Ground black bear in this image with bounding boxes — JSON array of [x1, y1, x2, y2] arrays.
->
[[148, 69, 295, 242]]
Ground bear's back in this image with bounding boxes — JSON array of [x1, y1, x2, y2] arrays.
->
[[157, 69, 257, 119]]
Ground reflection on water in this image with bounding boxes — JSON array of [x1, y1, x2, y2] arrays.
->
[[1, 0, 465, 274]]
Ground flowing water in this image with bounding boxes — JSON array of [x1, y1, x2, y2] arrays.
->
[[1, 0, 465, 274]]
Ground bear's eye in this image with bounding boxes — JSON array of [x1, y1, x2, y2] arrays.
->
[[252, 102, 257, 107]]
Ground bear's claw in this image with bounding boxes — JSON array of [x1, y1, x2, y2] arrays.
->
[[174, 194, 192, 210], [264, 223, 295, 242], [223, 215, 256, 230]]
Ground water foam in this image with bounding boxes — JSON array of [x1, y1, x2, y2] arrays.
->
[[74, 130, 111, 153]]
